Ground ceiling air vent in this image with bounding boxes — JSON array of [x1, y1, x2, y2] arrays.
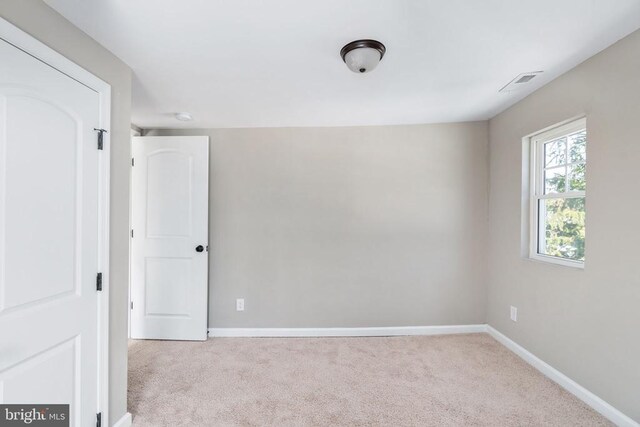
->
[[499, 71, 543, 93]]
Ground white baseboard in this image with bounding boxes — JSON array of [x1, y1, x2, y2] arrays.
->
[[113, 412, 132, 427], [487, 326, 638, 427], [208, 324, 486, 338]]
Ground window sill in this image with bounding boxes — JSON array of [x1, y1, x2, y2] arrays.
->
[[527, 254, 585, 270]]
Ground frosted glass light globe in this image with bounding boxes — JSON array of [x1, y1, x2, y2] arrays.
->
[[344, 47, 382, 74]]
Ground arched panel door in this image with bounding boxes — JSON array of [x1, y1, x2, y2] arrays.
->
[[0, 38, 101, 426], [131, 136, 209, 341]]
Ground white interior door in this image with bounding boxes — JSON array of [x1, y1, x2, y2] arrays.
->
[[0, 38, 102, 426], [131, 136, 209, 341]]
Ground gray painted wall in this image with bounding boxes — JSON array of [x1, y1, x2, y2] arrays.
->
[[146, 123, 489, 328], [0, 1, 132, 423], [487, 29, 640, 420]]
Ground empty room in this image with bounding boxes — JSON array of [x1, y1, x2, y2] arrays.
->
[[0, 0, 639, 426]]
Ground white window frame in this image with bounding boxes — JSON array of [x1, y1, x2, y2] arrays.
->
[[529, 117, 586, 268]]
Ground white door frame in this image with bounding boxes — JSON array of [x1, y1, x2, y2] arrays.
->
[[128, 127, 141, 339], [0, 17, 112, 425]]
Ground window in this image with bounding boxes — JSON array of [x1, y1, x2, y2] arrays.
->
[[529, 118, 586, 267]]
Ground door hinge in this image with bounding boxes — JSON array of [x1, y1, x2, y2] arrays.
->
[[131, 229, 134, 238], [96, 272, 103, 291], [132, 157, 135, 166], [131, 301, 134, 310], [96, 412, 102, 427], [94, 128, 107, 150]]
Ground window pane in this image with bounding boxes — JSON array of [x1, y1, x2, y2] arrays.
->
[[568, 130, 586, 163], [544, 167, 566, 194], [569, 163, 586, 191], [538, 197, 585, 261], [544, 137, 566, 167]]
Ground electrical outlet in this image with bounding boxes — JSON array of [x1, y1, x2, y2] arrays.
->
[[236, 298, 245, 312], [510, 306, 518, 322]]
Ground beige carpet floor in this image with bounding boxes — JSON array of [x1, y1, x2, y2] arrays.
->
[[128, 333, 610, 426]]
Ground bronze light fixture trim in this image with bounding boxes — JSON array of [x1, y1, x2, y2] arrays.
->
[[340, 39, 386, 74]]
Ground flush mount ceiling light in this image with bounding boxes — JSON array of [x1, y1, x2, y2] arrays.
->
[[340, 39, 386, 74], [175, 112, 193, 121]]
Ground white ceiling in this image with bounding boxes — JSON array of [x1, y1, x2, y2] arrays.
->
[[46, 0, 640, 129]]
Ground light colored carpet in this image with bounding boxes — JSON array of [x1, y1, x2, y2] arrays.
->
[[128, 333, 610, 426]]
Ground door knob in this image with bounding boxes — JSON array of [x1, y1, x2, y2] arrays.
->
[[195, 245, 204, 252]]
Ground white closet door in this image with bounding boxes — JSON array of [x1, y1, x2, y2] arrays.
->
[[0, 38, 101, 426], [131, 136, 209, 341]]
